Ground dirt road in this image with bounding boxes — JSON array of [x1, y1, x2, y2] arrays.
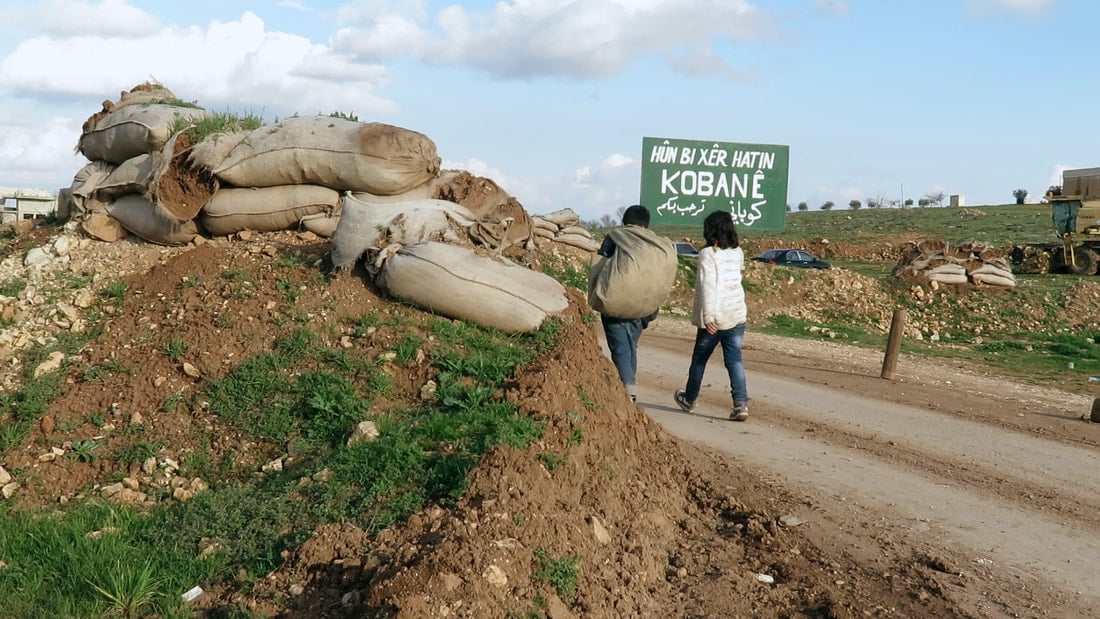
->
[[627, 323, 1100, 618]]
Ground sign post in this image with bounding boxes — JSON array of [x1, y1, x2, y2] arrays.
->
[[640, 136, 789, 231]]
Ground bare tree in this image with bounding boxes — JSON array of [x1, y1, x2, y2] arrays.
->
[[924, 191, 946, 207], [866, 195, 888, 209]]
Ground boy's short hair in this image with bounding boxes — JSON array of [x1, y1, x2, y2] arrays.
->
[[621, 204, 650, 228]]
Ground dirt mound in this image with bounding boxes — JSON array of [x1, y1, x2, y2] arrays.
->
[[0, 224, 975, 616], [222, 291, 958, 617]]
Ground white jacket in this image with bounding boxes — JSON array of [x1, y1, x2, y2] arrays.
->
[[691, 245, 747, 330]]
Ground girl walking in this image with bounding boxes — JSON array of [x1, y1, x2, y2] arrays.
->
[[673, 210, 750, 421]]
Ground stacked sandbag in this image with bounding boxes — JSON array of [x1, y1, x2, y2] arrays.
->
[[183, 115, 444, 238], [68, 84, 212, 245], [373, 241, 569, 333], [893, 239, 1017, 287], [530, 208, 600, 253], [188, 115, 441, 195]]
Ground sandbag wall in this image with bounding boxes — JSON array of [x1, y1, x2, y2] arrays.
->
[[65, 83, 569, 332], [70, 83, 211, 244], [531, 208, 600, 253], [893, 240, 1017, 287]]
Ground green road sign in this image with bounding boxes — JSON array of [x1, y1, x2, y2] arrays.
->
[[641, 136, 789, 230]]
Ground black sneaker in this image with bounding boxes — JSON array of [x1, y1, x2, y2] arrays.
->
[[674, 390, 696, 413], [730, 404, 749, 422]]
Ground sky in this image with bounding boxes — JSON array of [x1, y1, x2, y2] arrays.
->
[[0, 0, 1091, 221]]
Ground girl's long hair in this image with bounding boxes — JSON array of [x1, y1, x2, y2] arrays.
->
[[703, 210, 739, 249]]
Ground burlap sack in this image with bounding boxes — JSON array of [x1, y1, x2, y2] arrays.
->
[[554, 233, 600, 253], [200, 185, 339, 236], [106, 195, 198, 246], [329, 195, 473, 270], [82, 211, 128, 242], [95, 154, 156, 199], [587, 226, 677, 319], [539, 208, 580, 227], [69, 161, 116, 215], [375, 242, 569, 333], [78, 103, 209, 165], [432, 170, 532, 251], [193, 116, 441, 195]]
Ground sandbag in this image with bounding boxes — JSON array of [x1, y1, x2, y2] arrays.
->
[[69, 161, 116, 215], [78, 103, 209, 164], [926, 263, 966, 276], [82, 211, 128, 242], [200, 185, 339, 236], [971, 272, 1016, 287], [375, 242, 569, 333], [533, 227, 555, 240], [432, 170, 532, 250], [587, 226, 677, 319], [558, 225, 592, 238], [554, 233, 600, 253], [106, 195, 198, 246], [300, 212, 341, 238], [95, 154, 156, 199], [539, 208, 580, 227], [468, 217, 515, 252], [329, 194, 473, 270], [927, 272, 968, 285], [194, 116, 441, 194], [532, 218, 559, 233]]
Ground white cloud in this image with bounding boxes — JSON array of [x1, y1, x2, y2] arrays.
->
[[0, 115, 86, 190], [446, 152, 638, 221], [0, 11, 398, 115], [0, 0, 160, 37], [337, 0, 774, 80]]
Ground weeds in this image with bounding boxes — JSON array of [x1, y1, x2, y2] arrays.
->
[[533, 549, 581, 602], [171, 109, 263, 143], [103, 281, 126, 305], [165, 337, 186, 362], [67, 439, 104, 463]]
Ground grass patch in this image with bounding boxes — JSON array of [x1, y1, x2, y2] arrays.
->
[[0, 312, 565, 616], [533, 548, 581, 603], [171, 109, 263, 143]]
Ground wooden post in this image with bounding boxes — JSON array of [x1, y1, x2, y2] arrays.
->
[[881, 307, 907, 380]]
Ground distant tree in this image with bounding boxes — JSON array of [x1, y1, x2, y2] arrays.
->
[[904, 198, 914, 208], [849, 199, 862, 210], [867, 195, 887, 209], [918, 198, 930, 207], [1013, 188, 1029, 205], [821, 201, 835, 211], [786, 203, 792, 212], [599, 213, 615, 227], [797, 201, 808, 211], [924, 191, 946, 207]]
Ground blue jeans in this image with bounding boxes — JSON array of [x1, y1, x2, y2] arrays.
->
[[683, 323, 748, 406], [602, 316, 643, 395]]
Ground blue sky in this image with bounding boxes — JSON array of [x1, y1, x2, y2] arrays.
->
[[0, 0, 1087, 221]]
